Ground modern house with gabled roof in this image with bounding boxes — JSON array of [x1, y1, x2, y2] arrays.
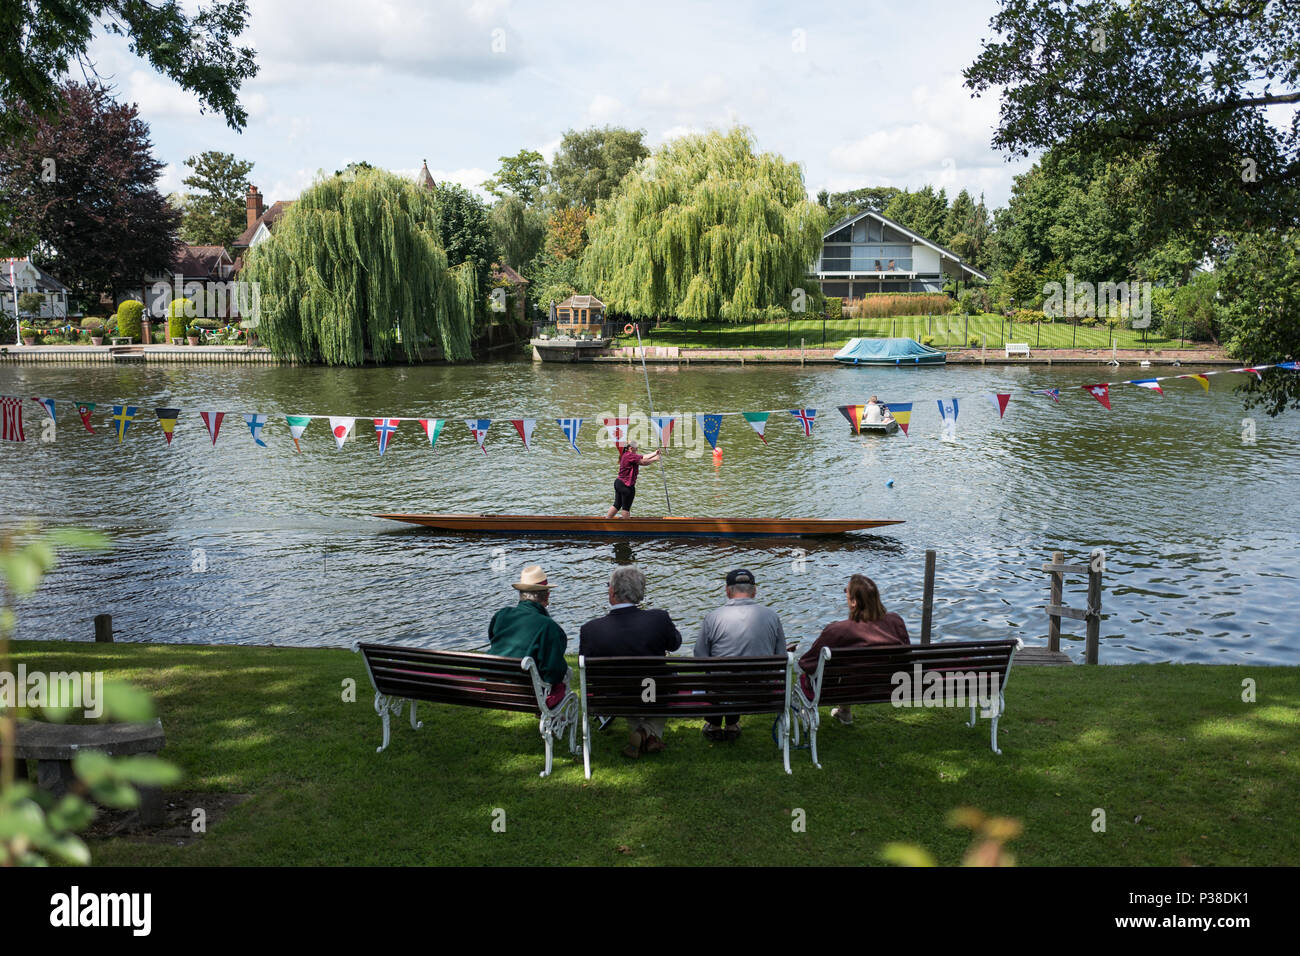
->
[[810, 209, 988, 299]]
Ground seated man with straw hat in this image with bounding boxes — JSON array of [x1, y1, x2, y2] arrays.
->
[[489, 565, 570, 706]]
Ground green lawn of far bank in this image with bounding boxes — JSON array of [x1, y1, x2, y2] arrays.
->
[[15, 640, 1297, 867], [614, 314, 1207, 352]]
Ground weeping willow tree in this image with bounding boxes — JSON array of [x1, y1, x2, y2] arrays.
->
[[243, 168, 477, 365], [579, 128, 828, 321]]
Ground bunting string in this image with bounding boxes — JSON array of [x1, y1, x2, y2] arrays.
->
[[1, 363, 1292, 449]]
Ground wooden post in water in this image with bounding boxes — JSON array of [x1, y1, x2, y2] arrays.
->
[[94, 613, 113, 643], [920, 550, 936, 645], [1086, 551, 1103, 665], [1048, 550, 1063, 653]]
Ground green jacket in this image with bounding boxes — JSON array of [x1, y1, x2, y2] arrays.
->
[[488, 599, 569, 686]]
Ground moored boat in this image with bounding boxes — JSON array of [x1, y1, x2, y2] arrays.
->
[[375, 513, 903, 538], [833, 337, 947, 366]]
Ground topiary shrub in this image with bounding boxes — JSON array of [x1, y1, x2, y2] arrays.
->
[[825, 296, 843, 320], [80, 317, 105, 332], [968, 334, 981, 347], [115, 300, 144, 342], [167, 298, 193, 341]]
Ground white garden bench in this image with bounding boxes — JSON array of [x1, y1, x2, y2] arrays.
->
[[1005, 343, 1030, 358]]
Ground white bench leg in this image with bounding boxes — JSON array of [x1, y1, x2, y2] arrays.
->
[[410, 701, 423, 730], [540, 723, 554, 778], [374, 693, 392, 753], [967, 703, 976, 728], [990, 692, 1005, 755], [582, 715, 592, 779]]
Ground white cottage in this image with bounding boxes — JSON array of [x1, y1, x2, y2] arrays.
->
[[1, 258, 70, 320]]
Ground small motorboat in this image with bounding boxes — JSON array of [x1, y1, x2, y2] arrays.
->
[[833, 337, 947, 366], [854, 418, 899, 435]]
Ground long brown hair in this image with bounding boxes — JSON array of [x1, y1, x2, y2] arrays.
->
[[847, 574, 886, 623]]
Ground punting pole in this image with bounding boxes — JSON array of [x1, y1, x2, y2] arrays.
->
[[633, 323, 673, 515]]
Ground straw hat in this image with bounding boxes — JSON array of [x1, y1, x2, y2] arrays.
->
[[512, 565, 555, 592]]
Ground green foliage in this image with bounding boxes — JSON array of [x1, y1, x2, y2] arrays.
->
[[180, 150, 254, 249], [526, 251, 580, 314], [818, 186, 902, 224], [491, 195, 546, 272], [1219, 230, 1300, 414], [1169, 272, 1222, 344], [424, 180, 496, 316], [0, 1, 258, 142], [883, 186, 948, 243], [167, 297, 193, 340], [79, 317, 104, 331], [242, 168, 477, 365], [580, 128, 827, 321], [824, 296, 843, 320], [17, 292, 45, 315], [114, 300, 143, 341], [549, 126, 650, 209], [482, 149, 547, 204]]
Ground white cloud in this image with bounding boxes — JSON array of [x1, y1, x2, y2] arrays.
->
[[585, 94, 623, 124], [124, 71, 205, 121], [246, 0, 523, 83]]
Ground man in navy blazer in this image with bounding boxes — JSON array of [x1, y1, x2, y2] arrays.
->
[[579, 565, 682, 758]]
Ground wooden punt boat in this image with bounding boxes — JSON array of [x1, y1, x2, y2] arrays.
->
[[375, 513, 903, 538]]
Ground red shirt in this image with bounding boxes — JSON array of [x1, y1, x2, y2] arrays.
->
[[799, 612, 910, 673], [617, 447, 644, 486]]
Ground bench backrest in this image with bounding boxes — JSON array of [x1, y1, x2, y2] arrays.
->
[[581, 655, 790, 717], [814, 639, 1018, 706], [358, 642, 541, 715]]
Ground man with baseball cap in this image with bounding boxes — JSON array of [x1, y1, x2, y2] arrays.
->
[[488, 565, 570, 705], [694, 568, 786, 741]]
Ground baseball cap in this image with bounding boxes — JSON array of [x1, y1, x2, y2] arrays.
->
[[726, 569, 756, 586]]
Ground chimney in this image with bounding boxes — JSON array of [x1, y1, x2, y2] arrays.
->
[[246, 185, 264, 229]]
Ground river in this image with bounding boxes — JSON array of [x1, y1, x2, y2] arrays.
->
[[2, 359, 1297, 664]]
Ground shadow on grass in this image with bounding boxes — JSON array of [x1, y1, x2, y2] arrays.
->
[[14, 642, 1298, 866]]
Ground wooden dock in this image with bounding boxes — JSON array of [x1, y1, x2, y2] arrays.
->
[[0, 344, 294, 364], [1016, 646, 1075, 666]]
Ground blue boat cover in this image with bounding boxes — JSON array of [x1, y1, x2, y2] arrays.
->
[[834, 337, 946, 361]]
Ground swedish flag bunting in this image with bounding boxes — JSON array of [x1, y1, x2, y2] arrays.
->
[[111, 405, 137, 442]]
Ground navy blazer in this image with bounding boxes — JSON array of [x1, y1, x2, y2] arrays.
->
[[579, 606, 683, 658]]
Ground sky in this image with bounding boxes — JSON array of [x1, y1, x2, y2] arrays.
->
[[86, 0, 1035, 210]]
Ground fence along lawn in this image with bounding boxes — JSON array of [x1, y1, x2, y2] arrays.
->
[[616, 314, 1204, 351]]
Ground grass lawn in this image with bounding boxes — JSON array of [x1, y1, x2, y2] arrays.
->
[[15, 640, 1297, 866], [616, 314, 1206, 352]]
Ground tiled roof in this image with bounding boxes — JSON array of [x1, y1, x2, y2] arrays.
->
[[557, 294, 604, 309], [234, 200, 295, 248], [492, 262, 528, 285], [170, 244, 231, 277]]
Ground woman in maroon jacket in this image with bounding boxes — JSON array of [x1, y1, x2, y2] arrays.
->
[[798, 574, 909, 725]]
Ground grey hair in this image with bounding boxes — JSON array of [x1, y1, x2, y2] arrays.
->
[[609, 566, 646, 605], [729, 583, 756, 597], [519, 590, 546, 603]]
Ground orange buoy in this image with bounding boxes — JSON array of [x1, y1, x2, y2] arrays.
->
[[624, 323, 635, 335], [712, 446, 723, 467]]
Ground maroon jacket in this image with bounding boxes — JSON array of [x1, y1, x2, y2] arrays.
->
[[799, 612, 910, 674]]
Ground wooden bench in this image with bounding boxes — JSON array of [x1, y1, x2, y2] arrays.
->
[[791, 639, 1019, 768], [578, 654, 794, 778], [355, 642, 578, 777], [1005, 342, 1030, 357], [12, 719, 166, 824]]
